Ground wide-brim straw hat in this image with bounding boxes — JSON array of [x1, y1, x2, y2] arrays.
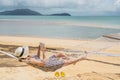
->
[[14, 46, 29, 58]]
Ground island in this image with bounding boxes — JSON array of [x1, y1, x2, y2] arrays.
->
[[0, 9, 71, 16], [50, 13, 71, 16], [0, 9, 41, 15]]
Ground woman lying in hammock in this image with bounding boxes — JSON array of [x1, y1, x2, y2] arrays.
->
[[14, 43, 88, 71]]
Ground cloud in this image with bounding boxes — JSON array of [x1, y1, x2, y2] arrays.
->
[[114, 0, 120, 6], [0, 0, 14, 6], [0, 0, 120, 16]]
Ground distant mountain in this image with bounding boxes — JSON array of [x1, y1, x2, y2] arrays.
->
[[0, 9, 71, 16], [0, 9, 42, 15], [50, 13, 71, 16]]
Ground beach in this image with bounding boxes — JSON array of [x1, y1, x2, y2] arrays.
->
[[0, 36, 120, 80]]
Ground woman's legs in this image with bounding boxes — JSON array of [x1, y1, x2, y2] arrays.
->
[[63, 58, 80, 66], [63, 52, 88, 66], [55, 53, 70, 60], [63, 57, 85, 66]]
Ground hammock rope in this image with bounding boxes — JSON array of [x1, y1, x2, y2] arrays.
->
[[56, 34, 120, 56]]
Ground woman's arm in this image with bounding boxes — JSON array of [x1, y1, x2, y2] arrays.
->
[[36, 44, 41, 58], [29, 58, 45, 67], [42, 48, 46, 61]]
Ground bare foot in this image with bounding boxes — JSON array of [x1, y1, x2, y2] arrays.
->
[[78, 51, 88, 61], [73, 51, 88, 65], [84, 51, 88, 55], [83, 51, 88, 58]]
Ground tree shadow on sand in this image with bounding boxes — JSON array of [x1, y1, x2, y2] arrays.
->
[[0, 62, 28, 67], [0, 55, 28, 67], [87, 59, 120, 66]]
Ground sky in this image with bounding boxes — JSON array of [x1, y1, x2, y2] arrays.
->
[[0, 0, 120, 16]]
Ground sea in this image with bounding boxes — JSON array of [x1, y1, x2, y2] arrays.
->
[[0, 16, 120, 39]]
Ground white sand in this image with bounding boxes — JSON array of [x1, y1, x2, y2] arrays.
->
[[0, 36, 120, 80]]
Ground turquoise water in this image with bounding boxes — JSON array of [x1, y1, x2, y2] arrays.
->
[[0, 16, 120, 39], [0, 16, 120, 26]]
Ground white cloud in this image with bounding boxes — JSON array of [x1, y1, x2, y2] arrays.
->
[[0, 0, 14, 6], [114, 0, 120, 7], [0, 0, 119, 15], [23, 0, 79, 8]]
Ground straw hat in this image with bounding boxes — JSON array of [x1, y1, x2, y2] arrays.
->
[[14, 46, 29, 58]]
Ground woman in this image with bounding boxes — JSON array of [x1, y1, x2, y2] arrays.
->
[[14, 43, 87, 71]]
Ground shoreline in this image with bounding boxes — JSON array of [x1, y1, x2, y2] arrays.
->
[[0, 35, 120, 54], [0, 35, 93, 41], [0, 35, 89, 50]]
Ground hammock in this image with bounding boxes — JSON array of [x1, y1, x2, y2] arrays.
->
[[0, 33, 120, 71], [0, 50, 18, 60], [0, 33, 120, 59], [56, 33, 120, 56]]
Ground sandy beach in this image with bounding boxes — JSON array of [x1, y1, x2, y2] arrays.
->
[[0, 36, 120, 80]]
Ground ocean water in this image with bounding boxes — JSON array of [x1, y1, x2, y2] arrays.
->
[[0, 16, 120, 39]]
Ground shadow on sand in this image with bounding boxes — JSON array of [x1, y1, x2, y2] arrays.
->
[[87, 59, 120, 66]]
